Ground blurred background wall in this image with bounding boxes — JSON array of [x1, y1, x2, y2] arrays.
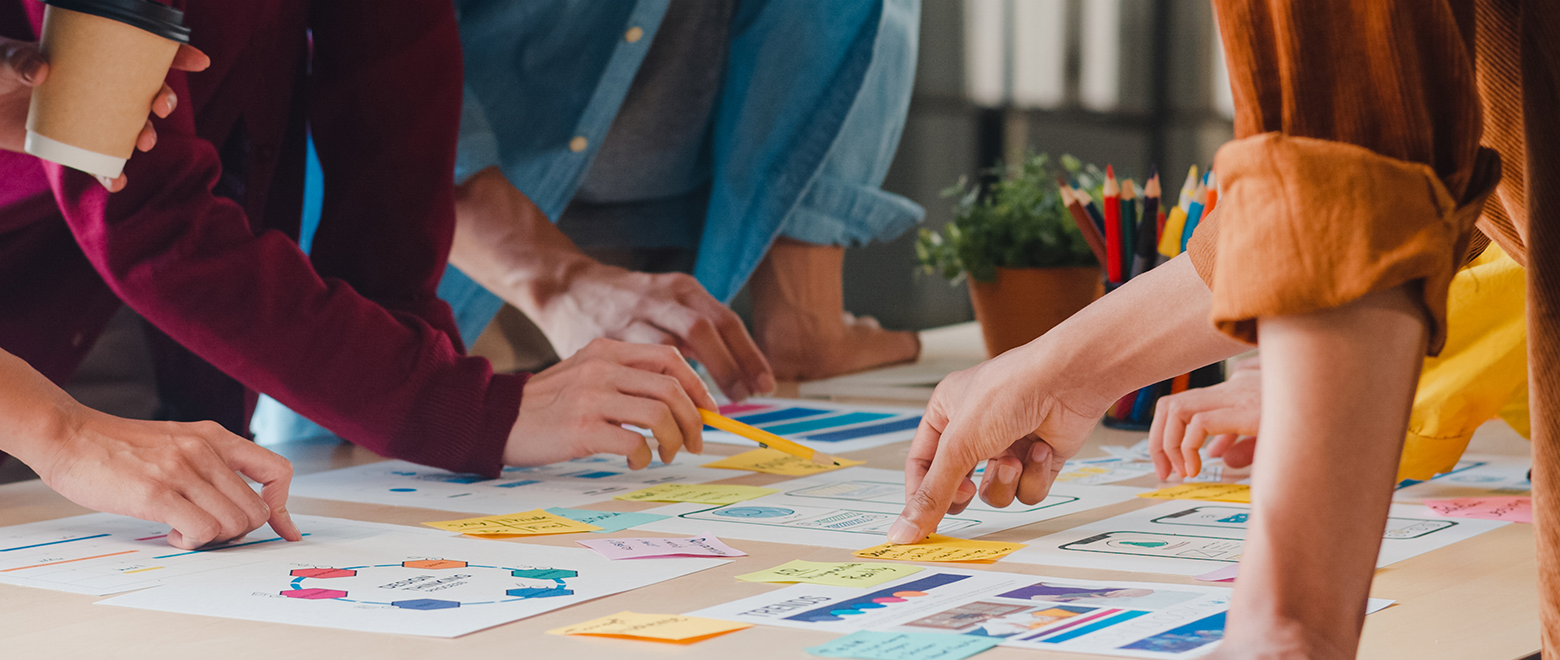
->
[[833, 0, 1235, 331]]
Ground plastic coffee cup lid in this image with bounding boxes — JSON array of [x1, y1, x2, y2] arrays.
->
[[40, 0, 190, 43]]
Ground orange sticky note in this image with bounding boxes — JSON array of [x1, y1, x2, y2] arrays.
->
[[547, 611, 750, 643]]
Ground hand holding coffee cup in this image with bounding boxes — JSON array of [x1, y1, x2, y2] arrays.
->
[[18, 0, 207, 190]]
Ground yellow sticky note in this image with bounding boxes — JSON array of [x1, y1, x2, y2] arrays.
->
[[702, 448, 865, 476], [853, 534, 1026, 563], [1138, 483, 1251, 503], [613, 483, 778, 505], [547, 611, 751, 644], [422, 509, 602, 536], [736, 560, 923, 588]]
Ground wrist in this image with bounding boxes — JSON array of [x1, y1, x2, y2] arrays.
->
[[1, 385, 84, 477]]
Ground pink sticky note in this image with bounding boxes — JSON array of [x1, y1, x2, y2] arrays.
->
[[577, 533, 746, 560], [1423, 496, 1532, 523], [1194, 564, 1240, 582]]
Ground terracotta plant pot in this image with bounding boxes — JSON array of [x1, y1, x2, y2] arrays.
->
[[968, 266, 1102, 358]]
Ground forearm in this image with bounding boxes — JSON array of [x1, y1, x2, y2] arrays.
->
[[1027, 254, 1248, 403], [0, 349, 79, 471], [1226, 284, 1427, 658], [450, 166, 593, 320]]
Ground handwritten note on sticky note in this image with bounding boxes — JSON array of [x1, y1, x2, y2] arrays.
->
[[548, 611, 751, 643], [578, 533, 746, 559], [614, 483, 778, 505], [1138, 483, 1251, 503], [853, 534, 1025, 563], [1424, 496, 1532, 523], [421, 509, 601, 536], [544, 508, 669, 533], [702, 448, 865, 476], [737, 560, 923, 588], [806, 631, 999, 660]]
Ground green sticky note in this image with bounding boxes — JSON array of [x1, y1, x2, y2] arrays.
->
[[545, 508, 670, 534], [806, 631, 999, 660], [736, 560, 922, 588]]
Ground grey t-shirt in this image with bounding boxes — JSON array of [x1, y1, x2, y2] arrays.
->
[[559, 0, 732, 250]]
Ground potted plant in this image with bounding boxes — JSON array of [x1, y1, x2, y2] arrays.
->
[[916, 153, 1102, 357]]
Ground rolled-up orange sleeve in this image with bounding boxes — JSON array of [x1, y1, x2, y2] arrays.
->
[[1187, 135, 1497, 352], [1193, 0, 1498, 354]]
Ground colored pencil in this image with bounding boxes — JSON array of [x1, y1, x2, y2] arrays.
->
[[1070, 177, 1107, 236], [1202, 169, 1218, 216], [1176, 165, 1199, 212], [1058, 183, 1109, 266], [1156, 165, 1200, 257], [1179, 181, 1209, 252], [1130, 173, 1161, 279], [699, 409, 840, 466], [1103, 166, 1121, 283], [1119, 178, 1137, 280]]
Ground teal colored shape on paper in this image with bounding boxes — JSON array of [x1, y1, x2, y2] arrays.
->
[[806, 631, 1000, 660], [544, 508, 671, 534]]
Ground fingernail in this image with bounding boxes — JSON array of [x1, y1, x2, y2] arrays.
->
[[756, 373, 777, 395], [1030, 443, 1051, 464], [728, 384, 750, 402], [96, 175, 115, 190], [954, 488, 974, 505], [997, 463, 1020, 484], [887, 519, 920, 545], [166, 93, 176, 112]]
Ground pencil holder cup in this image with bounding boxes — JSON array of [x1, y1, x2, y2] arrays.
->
[[1101, 362, 1225, 432]]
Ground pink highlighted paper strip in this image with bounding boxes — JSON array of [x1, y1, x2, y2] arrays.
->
[[718, 403, 771, 416], [1194, 564, 1240, 582], [1423, 496, 1532, 523], [577, 533, 746, 560]]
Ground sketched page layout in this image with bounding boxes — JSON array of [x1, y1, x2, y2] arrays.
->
[[1009, 500, 1507, 576], [636, 467, 1144, 549], [290, 455, 736, 515]]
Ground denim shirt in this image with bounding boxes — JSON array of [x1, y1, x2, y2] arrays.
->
[[447, 0, 923, 312], [253, 0, 923, 444]]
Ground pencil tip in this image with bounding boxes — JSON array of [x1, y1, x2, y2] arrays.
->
[[1106, 164, 1115, 178]]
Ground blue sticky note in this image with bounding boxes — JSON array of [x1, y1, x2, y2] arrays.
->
[[544, 508, 670, 534], [806, 632, 1000, 660]]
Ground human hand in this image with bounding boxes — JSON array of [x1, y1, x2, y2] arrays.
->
[[504, 338, 719, 468], [1, 37, 209, 191], [890, 347, 1111, 544], [538, 261, 775, 401], [30, 408, 301, 550], [1147, 357, 1261, 480]]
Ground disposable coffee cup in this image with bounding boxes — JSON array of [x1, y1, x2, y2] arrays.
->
[[24, 0, 190, 179]]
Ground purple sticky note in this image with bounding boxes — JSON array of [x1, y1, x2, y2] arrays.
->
[[1195, 564, 1240, 582], [1423, 496, 1532, 523], [577, 533, 746, 560]]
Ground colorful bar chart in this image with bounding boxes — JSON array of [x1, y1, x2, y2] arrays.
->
[[709, 399, 924, 453]]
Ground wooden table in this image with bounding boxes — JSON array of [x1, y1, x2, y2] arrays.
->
[[0, 324, 1540, 659]]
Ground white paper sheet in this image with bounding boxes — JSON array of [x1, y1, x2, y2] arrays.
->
[[1008, 501, 1507, 576], [634, 467, 1144, 549], [687, 565, 1394, 659], [290, 454, 735, 514], [1394, 454, 1533, 501], [96, 519, 724, 638], [0, 513, 436, 596], [702, 398, 926, 454]]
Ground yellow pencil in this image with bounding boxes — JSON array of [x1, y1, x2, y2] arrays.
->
[[699, 409, 841, 466]]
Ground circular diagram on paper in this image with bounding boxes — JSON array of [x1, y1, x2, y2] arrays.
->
[[281, 560, 577, 610]]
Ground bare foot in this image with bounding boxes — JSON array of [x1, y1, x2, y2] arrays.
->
[[749, 238, 921, 382]]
